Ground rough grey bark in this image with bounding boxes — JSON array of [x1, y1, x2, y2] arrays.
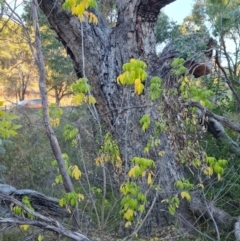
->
[[35, 0, 230, 237], [36, 0, 238, 238], [37, 0, 182, 231]]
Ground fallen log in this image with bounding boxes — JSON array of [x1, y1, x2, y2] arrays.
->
[[0, 185, 92, 241], [0, 184, 68, 218]]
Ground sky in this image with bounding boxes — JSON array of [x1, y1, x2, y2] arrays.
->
[[163, 0, 195, 24], [6, 0, 195, 25]]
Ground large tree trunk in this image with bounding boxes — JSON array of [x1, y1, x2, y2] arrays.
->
[[37, 0, 186, 232], [36, 0, 229, 238]]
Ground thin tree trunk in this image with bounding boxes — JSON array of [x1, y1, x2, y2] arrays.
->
[[32, 0, 74, 193], [31, 0, 79, 230]]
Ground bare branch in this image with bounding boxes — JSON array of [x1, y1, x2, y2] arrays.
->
[[215, 50, 240, 108], [185, 101, 240, 133], [0, 217, 91, 241], [0, 193, 91, 241]]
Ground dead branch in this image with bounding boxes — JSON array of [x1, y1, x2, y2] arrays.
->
[[0, 184, 69, 218], [185, 101, 240, 133], [215, 50, 240, 108], [0, 192, 91, 241]]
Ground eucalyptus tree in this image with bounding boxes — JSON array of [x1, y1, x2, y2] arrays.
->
[[1, 0, 240, 240], [37, 0, 240, 237]]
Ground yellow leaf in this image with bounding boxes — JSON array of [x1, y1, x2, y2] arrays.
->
[[50, 118, 60, 127], [88, 12, 98, 24], [200, 100, 206, 106], [84, 11, 89, 18], [78, 14, 85, 22], [71, 165, 81, 180], [161, 199, 169, 203], [71, 93, 85, 105], [125, 221, 132, 228], [95, 156, 103, 166], [203, 166, 213, 176], [213, 78, 218, 84], [72, 3, 85, 15], [144, 147, 149, 154], [123, 208, 134, 221], [158, 151, 165, 157], [197, 183, 204, 189], [20, 224, 29, 231], [59, 198, 65, 207], [180, 191, 191, 201], [87, 95, 97, 104], [147, 172, 152, 185], [115, 155, 122, 172], [134, 78, 144, 95], [128, 165, 140, 178], [142, 170, 146, 177], [78, 193, 84, 201], [38, 234, 44, 241], [117, 73, 125, 84], [195, 80, 201, 87], [120, 184, 129, 195], [0, 101, 3, 107]]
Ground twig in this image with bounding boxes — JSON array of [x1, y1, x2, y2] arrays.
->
[[215, 50, 240, 108], [185, 101, 240, 133]]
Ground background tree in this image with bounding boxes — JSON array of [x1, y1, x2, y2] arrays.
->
[[156, 11, 180, 43], [0, 18, 37, 102], [42, 27, 76, 106], [21, 3, 76, 106]]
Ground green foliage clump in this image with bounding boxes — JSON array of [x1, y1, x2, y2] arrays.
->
[[117, 58, 147, 95], [148, 77, 163, 101], [120, 182, 147, 227], [71, 78, 96, 105], [179, 76, 214, 109], [171, 58, 187, 76], [139, 115, 150, 132], [156, 12, 180, 43]]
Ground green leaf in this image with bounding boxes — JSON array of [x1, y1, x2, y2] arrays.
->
[[139, 115, 150, 131], [138, 205, 145, 212], [59, 198, 66, 207], [174, 180, 184, 191], [213, 164, 224, 175], [70, 198, 75, 206], [218, 159, 228, 167], [168, 204, 176, 215]]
